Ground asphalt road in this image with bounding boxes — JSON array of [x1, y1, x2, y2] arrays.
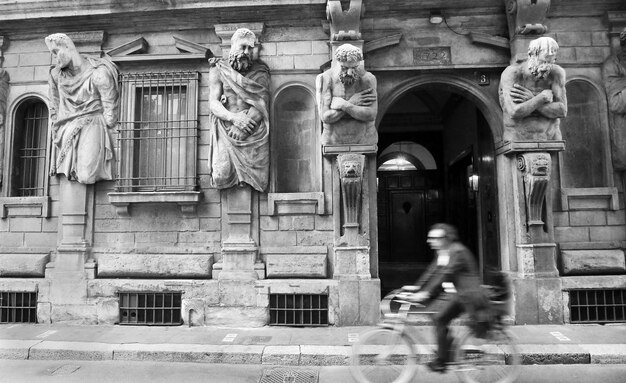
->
[[1, 360, 625, 383]]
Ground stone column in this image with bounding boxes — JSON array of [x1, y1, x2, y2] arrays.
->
[[496, 141, 564, 324]]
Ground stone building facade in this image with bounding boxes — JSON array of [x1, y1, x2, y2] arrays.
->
[[0, 0, 625, 327]]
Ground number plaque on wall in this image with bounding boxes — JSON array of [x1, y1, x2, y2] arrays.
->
[[413, 47, 451, 65]]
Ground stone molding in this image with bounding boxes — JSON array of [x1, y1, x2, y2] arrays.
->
[[560, 187, 619, 211], [0, 196, 50, 218], [267, 192, 325, 215], [559, 249, 626, 276], [96, 253, 213, 279], [107, 191, 202, 217], [0, 253, 50, 277]]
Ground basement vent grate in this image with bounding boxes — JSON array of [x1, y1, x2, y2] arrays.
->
[[269, 293, 328, 327], [569, 289, 626, 324], [118, 291, 182, 325], [260, 367, 319, 383], [0, 291, 37, 323]]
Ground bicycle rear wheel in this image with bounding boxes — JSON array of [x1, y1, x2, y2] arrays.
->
[[454, 328, 521, 383], [351, 327, 417, 383]]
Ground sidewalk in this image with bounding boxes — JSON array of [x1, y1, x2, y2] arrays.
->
[[0, 322, 625, 366]]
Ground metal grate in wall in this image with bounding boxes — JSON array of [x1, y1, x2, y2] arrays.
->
[[269, 293, 328, 327], [0, 291, 37, 323], [118, 292, 182, 325], [569, 289, 626, 324]]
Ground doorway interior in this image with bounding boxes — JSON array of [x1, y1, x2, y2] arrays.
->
[[377, 82, 499, 296]]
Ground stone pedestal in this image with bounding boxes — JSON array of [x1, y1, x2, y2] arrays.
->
[[497, 141, 564, 324], [215, 186, 263, 280], [47, 178, 92, 323]]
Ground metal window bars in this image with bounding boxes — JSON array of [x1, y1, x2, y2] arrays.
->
[[569, 289, 626, 324], [0, 291, 37, 323], [269, 293, 329, 327], [17, 102, 48, 197], [116, 72, 198, 192], [118, 292, 183, 325]]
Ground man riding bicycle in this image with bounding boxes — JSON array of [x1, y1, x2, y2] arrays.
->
[[403, 223, 493, 373]]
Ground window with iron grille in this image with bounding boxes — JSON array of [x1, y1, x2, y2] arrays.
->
[[0, 291, 37, 323], [116, 72, 198, 192], [569, 289, 626, 324], [118, 291, 182, 325], [269, 293, 329, 326], [11, 100, 49, 197]]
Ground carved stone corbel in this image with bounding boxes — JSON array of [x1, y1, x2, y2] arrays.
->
[[517, 152, 551, 226], [337, 153, 365, 243], [326, 0, 364, 41], [505, 0, 550, 36]]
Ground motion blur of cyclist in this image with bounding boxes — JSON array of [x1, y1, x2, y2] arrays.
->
[[402, 223, 492, 373]]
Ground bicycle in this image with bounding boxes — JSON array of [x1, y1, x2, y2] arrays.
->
[[351, 287, 521, 383]]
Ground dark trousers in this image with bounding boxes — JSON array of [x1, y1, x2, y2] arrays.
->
[[432, 298, 465, 363]]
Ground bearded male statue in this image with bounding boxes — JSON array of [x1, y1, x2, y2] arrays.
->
[[316, 44, 378, 146], [207, 28, 270, 192], [499, 36, 567, 141]]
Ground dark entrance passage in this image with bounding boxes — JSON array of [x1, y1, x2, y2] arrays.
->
[[377, 83, 498, 296]]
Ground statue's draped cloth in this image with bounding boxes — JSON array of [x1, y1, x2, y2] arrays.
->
[[603, 55, 626, 169], [49, 57, 118, 184], [208, 60, 270, 192]]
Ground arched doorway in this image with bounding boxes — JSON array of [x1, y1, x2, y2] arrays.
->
[[376, 79, 500, 295]]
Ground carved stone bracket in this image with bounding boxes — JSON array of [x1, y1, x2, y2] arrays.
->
[[66, 31, 105, 57], [326, 0, 364, 41], [337, 153, 367, 247], [505, 0, 550, 36], [517, 152, 551, 226]]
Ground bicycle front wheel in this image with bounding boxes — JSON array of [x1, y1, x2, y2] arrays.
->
[[454, 328, 521, 383], [350, 327, 417, 383]]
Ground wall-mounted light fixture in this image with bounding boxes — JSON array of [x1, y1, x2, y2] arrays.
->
[[429, 10, 444, 25]]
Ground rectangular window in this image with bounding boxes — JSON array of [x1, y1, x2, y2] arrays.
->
[[569, 289, 625, 324], [118, 291, 182, 325], [269, 293, 329, 326], [0, 291, 37, 323], [117, 72, 198, 192], [14, 101, 48, 197]]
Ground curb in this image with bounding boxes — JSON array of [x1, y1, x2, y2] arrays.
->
[[1, 342, 625, 365]]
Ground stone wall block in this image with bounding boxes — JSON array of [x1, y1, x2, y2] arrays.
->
[[37, 302, 51, 323], [265, 253, 327, 278], [294, 54, 332, 70], [260, 216, 278, 231], [311, 40, 329, 55], [11, 217, 42, 232], [263, 56, 294, 70], [0, 253, 49, 277], [296, 231, 333, 246], [279, 216, 294, 230], [197, 202, 221, 218], [556, 32, 591, 47], [292, 216, 315, 231], [315, 215, 334, 231], [42, 218, 59, 233], [569, 210, 607, 226], [204, 306, 267, 327], [93, 233, 134, 249], [607, 211, 626, 226], [3, 54, 19, 67], [96, 298, 119, 324], [590, 226, 626, 242], [260, 42, 277, 56], [591, 31, 609, 46], [276, 41, 311, 55], [553, 212, 569, 227], [560, 249, 626, 275], [575, 47, 611, 63], [97, 253, 213, 278], [19, 52, 51, 66], [134, 232, 178, 246], [6, 67, 34, 82], [260, 231, 297, 246], [555, 227, 590, 243], [218, 280, 258, 307], [1, 233, 24, 247], [24, 232, 58, 248]]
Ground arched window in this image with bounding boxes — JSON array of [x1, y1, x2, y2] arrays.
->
[[11, 99, 49, 197], [272, 85, 319, 192], [560, 80, 607, 188]]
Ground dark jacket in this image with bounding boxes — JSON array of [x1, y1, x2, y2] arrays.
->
[[416, 242, 490, 321]]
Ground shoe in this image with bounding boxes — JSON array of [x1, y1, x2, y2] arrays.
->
[[427, 360, 448, 373]]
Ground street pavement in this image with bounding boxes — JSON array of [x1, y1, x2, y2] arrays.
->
[[0, 322, 624, 366]]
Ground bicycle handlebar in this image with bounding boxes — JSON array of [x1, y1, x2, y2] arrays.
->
[[380, 289, 427, 318]]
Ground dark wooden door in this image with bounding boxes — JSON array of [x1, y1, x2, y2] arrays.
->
[[390, 190, 425, 262]]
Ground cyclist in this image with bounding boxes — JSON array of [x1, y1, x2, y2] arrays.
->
[[403, 223, 492, 373]]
